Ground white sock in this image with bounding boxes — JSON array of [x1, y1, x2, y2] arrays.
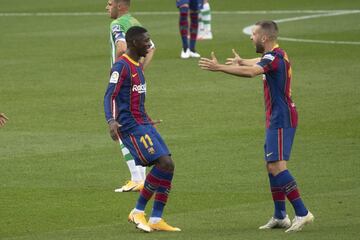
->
[[198, 15, 204, 33], [118, 139, 142, 182], [126, 160, 142, 182], [149, 217, 162, 224], [201, 2, 212, 32], [138, 166, 146, 181]]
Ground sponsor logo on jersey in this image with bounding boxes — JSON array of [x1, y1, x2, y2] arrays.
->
[[263, 54, 275, 61], [132, 83, 146, 94], [110, 71, 119, 83]]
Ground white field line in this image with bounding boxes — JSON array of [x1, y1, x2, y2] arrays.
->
[[1, 10, 359, 45], [0, 12, 105, 17], [277, 37, 360, 45], [242, 10, 360, 45], [0, 10, 359, 17]]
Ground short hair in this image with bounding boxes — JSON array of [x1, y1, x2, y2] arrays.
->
[[255, 20, 278, 40], [114, 0, 130, 6], [125, 26, 148, 44]]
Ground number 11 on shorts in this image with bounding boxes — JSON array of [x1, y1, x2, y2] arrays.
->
[[140, 134, 153, 149]]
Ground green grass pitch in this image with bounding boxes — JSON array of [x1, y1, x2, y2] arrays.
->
[[0, 0, 359, 239]]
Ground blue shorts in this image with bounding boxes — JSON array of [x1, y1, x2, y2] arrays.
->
[[264, 128, 296, 162], [176, 0, 203, 10], [120, 125, 170, 166]]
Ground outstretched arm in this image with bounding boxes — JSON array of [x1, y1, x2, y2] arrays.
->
[[199, 52, 264, 78], [225, 49, 261, 66]]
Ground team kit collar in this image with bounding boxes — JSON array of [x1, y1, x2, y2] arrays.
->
[[123, 54, 140, 66]]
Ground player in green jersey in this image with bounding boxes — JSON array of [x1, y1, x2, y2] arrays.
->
[[106, 0, 156, 192], [197, 0, 213, 40], [107, 0, 155, 67]]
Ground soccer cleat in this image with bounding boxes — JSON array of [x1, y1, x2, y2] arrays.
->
[[285, 211, 314, 233], [180, 49, 190, 59], [128, 209, 152, 233], [114, 180, 144, 192], [135, 182, 144, 191], [259, 215, 291, 229], [189, 50, 201, 58], [149, 219, 181, 232]]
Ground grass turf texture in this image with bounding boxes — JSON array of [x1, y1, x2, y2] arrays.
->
[[0, 0, 359, 239]]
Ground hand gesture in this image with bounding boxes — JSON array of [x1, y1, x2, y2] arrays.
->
[[108, 120, 121, 141], [0, 113, 9, 128], [226, 49, 242, 66], [199, 52, 220, 71]]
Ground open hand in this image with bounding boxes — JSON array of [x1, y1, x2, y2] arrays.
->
[[226, 49, 243, 65], [0, 113, 9, 127], [199, 52, 220, 71], [108, 120, 121, 141]]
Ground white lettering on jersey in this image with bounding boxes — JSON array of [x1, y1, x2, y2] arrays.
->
[[110, 71, 119, 83], [111, 24, 120, 33], [263, 54, 275, 61], [132, 83, 146, 94]]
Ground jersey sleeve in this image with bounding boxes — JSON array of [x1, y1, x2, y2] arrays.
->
[[110, 21, 126, 44], [104, 62, 128, 123], [256, 52, 279, 73]]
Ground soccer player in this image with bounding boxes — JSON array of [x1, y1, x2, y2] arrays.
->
[[104, 26, 180, 232], [199, 20, 314, 232], [107, 0, 155, 68], [197, 0, 213, 40], [176, 0, 202, 59], [0, 113, 9, 128], [106, 0, 156, 192]]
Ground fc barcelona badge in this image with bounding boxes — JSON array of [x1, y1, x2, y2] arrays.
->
[[148, 147, 155, 154]]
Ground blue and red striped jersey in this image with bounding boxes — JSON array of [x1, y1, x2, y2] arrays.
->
[[104, 54, 152, 132], [256, 45, 298, 129]]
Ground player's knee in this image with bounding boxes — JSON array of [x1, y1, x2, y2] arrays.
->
[[157, 155, 175, 172], [266, 160, 287, 176], [266, 163, 277, 175]]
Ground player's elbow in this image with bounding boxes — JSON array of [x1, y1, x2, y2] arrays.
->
[[247, 68, 262, 78], [241, 70, 257, 78], [248, 72, 258, 78]]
